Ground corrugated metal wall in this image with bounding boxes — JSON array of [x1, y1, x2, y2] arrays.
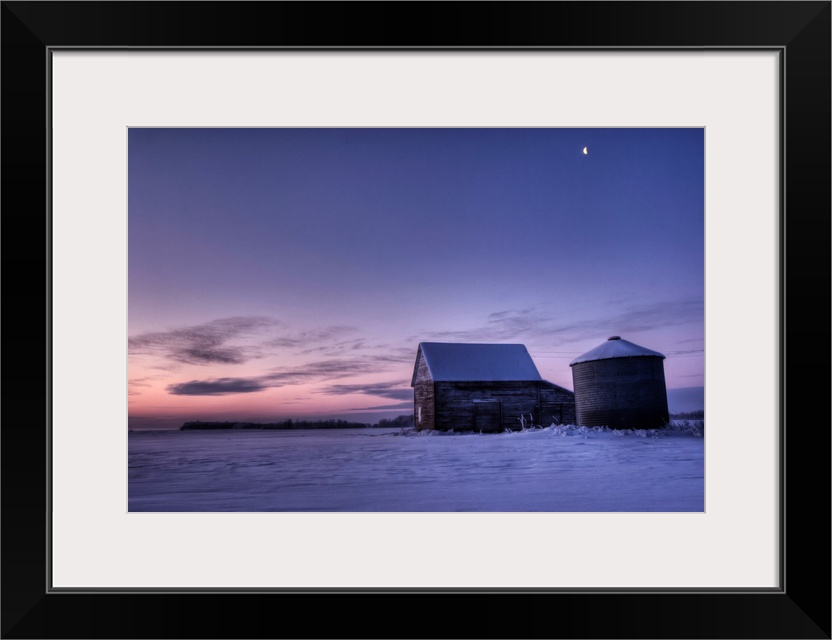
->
[[572, 357, 669, 428]]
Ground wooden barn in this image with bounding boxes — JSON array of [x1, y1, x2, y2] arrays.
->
[[411, 342, 576, 432]]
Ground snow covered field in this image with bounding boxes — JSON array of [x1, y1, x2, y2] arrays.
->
[[129, 422, 704, 512]]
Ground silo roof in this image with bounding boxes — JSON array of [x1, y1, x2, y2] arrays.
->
[[413, 342, 542, 383], [569, 336, 666, 366]]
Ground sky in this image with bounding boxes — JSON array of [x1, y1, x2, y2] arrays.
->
[[128, 128, 704, 429]]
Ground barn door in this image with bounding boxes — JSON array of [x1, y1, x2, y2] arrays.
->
[[473, 401, 502, 433]]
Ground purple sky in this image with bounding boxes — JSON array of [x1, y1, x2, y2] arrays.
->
[[128, 128, 704, 429]]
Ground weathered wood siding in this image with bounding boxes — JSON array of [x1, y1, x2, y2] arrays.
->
[[412, 351, 435, 431], [539, 382, 577, 425], [432, 381, 575, 432]]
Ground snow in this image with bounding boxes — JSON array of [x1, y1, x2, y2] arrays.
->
[[129, 422, 703, 512], [416, 342, 542, 382], [570, 336, 666, 365]]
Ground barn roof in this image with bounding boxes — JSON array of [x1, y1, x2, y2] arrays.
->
[[412, 342, 542, 384], [569, 336, 666, 366]]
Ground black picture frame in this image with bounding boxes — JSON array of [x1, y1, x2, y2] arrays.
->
[[2, 2, 829, 638]]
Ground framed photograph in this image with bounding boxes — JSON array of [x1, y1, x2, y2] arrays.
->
[[3, 2, 829, 638], [125, 125, 706, 516]]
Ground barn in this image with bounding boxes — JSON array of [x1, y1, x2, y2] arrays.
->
[[411, 342, 576, 432]]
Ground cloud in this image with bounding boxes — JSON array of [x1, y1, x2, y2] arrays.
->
[[167, 377, 268, 396], [129, 316, 278, 365], [412, 308, 549, 343], [265, 326, 359, 354], [368, 350, 415, 364], [411, 307, 544, 343], [486, 310, 515, 320], [349, 401, 413, 411], [128, 375, 167, 396], [321, 381, 412, 401], [602, 298, 703, 336], [128, 377, 153, 388], [128, 379, 151, 396], [264, 356, 404, 385], [298, 339, 369, 356], [165, 353, 411, 397], [131, 317, 413, 382], [413, 298, 703, 346], [271, 333, 414, 361]]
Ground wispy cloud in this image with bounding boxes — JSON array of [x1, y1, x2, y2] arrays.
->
[[167, 377, 268, 396], [411, 308, 549, 343], [349, 401, 413, 411], [264, 359, 385, 384], [264, 326, 358, 352], [294, 339, 414, 360], [601, 298, 703, 335], [129, 318, 377, 371], [128, 376, 156, 396], [413, 298, 703, 346], [164, 353, 411, 397], [129, 316, 278, 365], [320, 381, 412, 401], [369, 349, 417, 364]]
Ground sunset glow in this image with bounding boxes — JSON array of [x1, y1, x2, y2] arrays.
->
[[129, 128, 704, 429]]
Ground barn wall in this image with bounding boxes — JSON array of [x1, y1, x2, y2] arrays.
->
[[433, 382, 573, 432], [539, 383, 577, 425], [412, 351, 435, 431], [572, 357, 668, 428]]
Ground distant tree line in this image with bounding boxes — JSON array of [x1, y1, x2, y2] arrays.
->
[[180, 414, 416, 431], [374, 414, 414, 429], [181, 419, 372, 431]]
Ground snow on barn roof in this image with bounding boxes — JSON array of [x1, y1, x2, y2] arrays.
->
[[569, 336, 666, 366], [413, 342, 542, 384]]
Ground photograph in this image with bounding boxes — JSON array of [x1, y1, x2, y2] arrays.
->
[[2, 0, 828, 637], [128, 126, 705, 513]]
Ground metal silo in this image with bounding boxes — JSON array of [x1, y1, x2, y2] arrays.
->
[[569, 336, 669, 428]]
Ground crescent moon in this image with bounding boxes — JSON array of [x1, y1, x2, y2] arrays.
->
[[582, 147, 588, 155]]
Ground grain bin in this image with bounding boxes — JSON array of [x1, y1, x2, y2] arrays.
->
[[569, 336, 669, 429]]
